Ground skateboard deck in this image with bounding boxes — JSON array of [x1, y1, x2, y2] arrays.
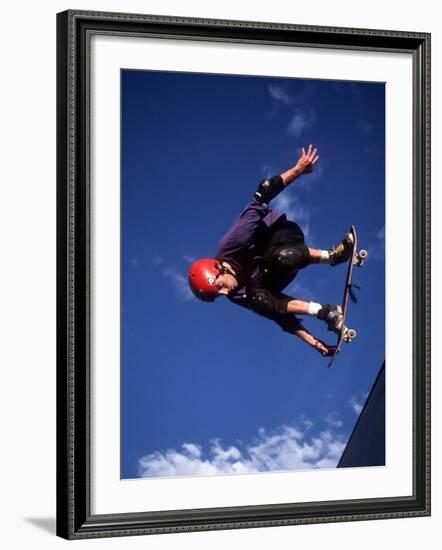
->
[[328, 225, 367, 368]]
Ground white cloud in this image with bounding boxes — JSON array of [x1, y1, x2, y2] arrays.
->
[[368, 225, 385, 260], [183, 255, 196, 264], [287, 108, 316, 137], [152, 256, 164, 266], [151, 255, 195, 302], [162, 267, 195, 302], [182, 443, 202, 458], [300, 414, 314, 431], [325, 412, 343, 429], [138, 422, 346, 478], [268, 84, 291, 105], [349, 394, 367, 415], [266, 82, 317, 137]]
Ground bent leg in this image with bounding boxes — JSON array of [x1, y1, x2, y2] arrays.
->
[[286, 299, 343, 333], [308, 231, 354, 266], [308, 248, 330, 264], [287, 299, 311, 315], [266, 243, 311, 272], [287, 299, 319, 315]]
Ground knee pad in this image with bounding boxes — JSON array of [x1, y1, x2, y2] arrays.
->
[[274, 244, 310, 271]]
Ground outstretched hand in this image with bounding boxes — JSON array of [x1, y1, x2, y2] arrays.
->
[[314, 340, 337, 357], [295, 144, 319, 175]]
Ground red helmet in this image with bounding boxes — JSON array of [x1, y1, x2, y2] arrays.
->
[[188, 259, 221, 302]]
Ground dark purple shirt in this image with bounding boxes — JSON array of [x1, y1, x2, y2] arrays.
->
[[215, 198, 284, 287], [215, 198, 302, 334]]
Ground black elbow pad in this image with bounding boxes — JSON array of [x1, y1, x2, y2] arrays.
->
[[254, 175, 285, 204]]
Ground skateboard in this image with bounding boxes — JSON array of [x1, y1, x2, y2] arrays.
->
[[328, 225, 367, 368]]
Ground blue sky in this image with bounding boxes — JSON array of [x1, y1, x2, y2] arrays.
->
[[121, 70, 385, 479]]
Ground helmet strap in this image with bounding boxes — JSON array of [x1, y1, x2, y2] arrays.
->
[[217, 261, 236, 278]]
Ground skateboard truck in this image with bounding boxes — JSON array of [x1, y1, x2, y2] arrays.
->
[[343, 327, 357, 343], [354, 249, 368, 267]]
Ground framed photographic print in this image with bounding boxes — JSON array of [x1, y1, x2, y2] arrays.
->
[[56, 10, 431, 539]]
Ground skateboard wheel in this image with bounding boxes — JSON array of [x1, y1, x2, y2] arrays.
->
[[359, 249, 368, 259], [343, 328, 357, 342]]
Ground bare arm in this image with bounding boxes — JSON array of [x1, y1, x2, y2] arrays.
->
[[280, 144, 320, 186], [245, 287, 335, 357], [280, 296, 336, 357], [293, 325, 336, 357]]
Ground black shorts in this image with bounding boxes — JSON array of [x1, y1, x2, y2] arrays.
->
[[259, 220, 310, 293], [266, 219, 306, 248]]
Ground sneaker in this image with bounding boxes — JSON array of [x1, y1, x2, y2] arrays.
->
[[329, 232, 354, 266], [317, 304, 343, 333]]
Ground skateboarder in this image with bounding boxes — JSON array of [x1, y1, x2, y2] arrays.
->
[[188, 145, 354, 357]]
